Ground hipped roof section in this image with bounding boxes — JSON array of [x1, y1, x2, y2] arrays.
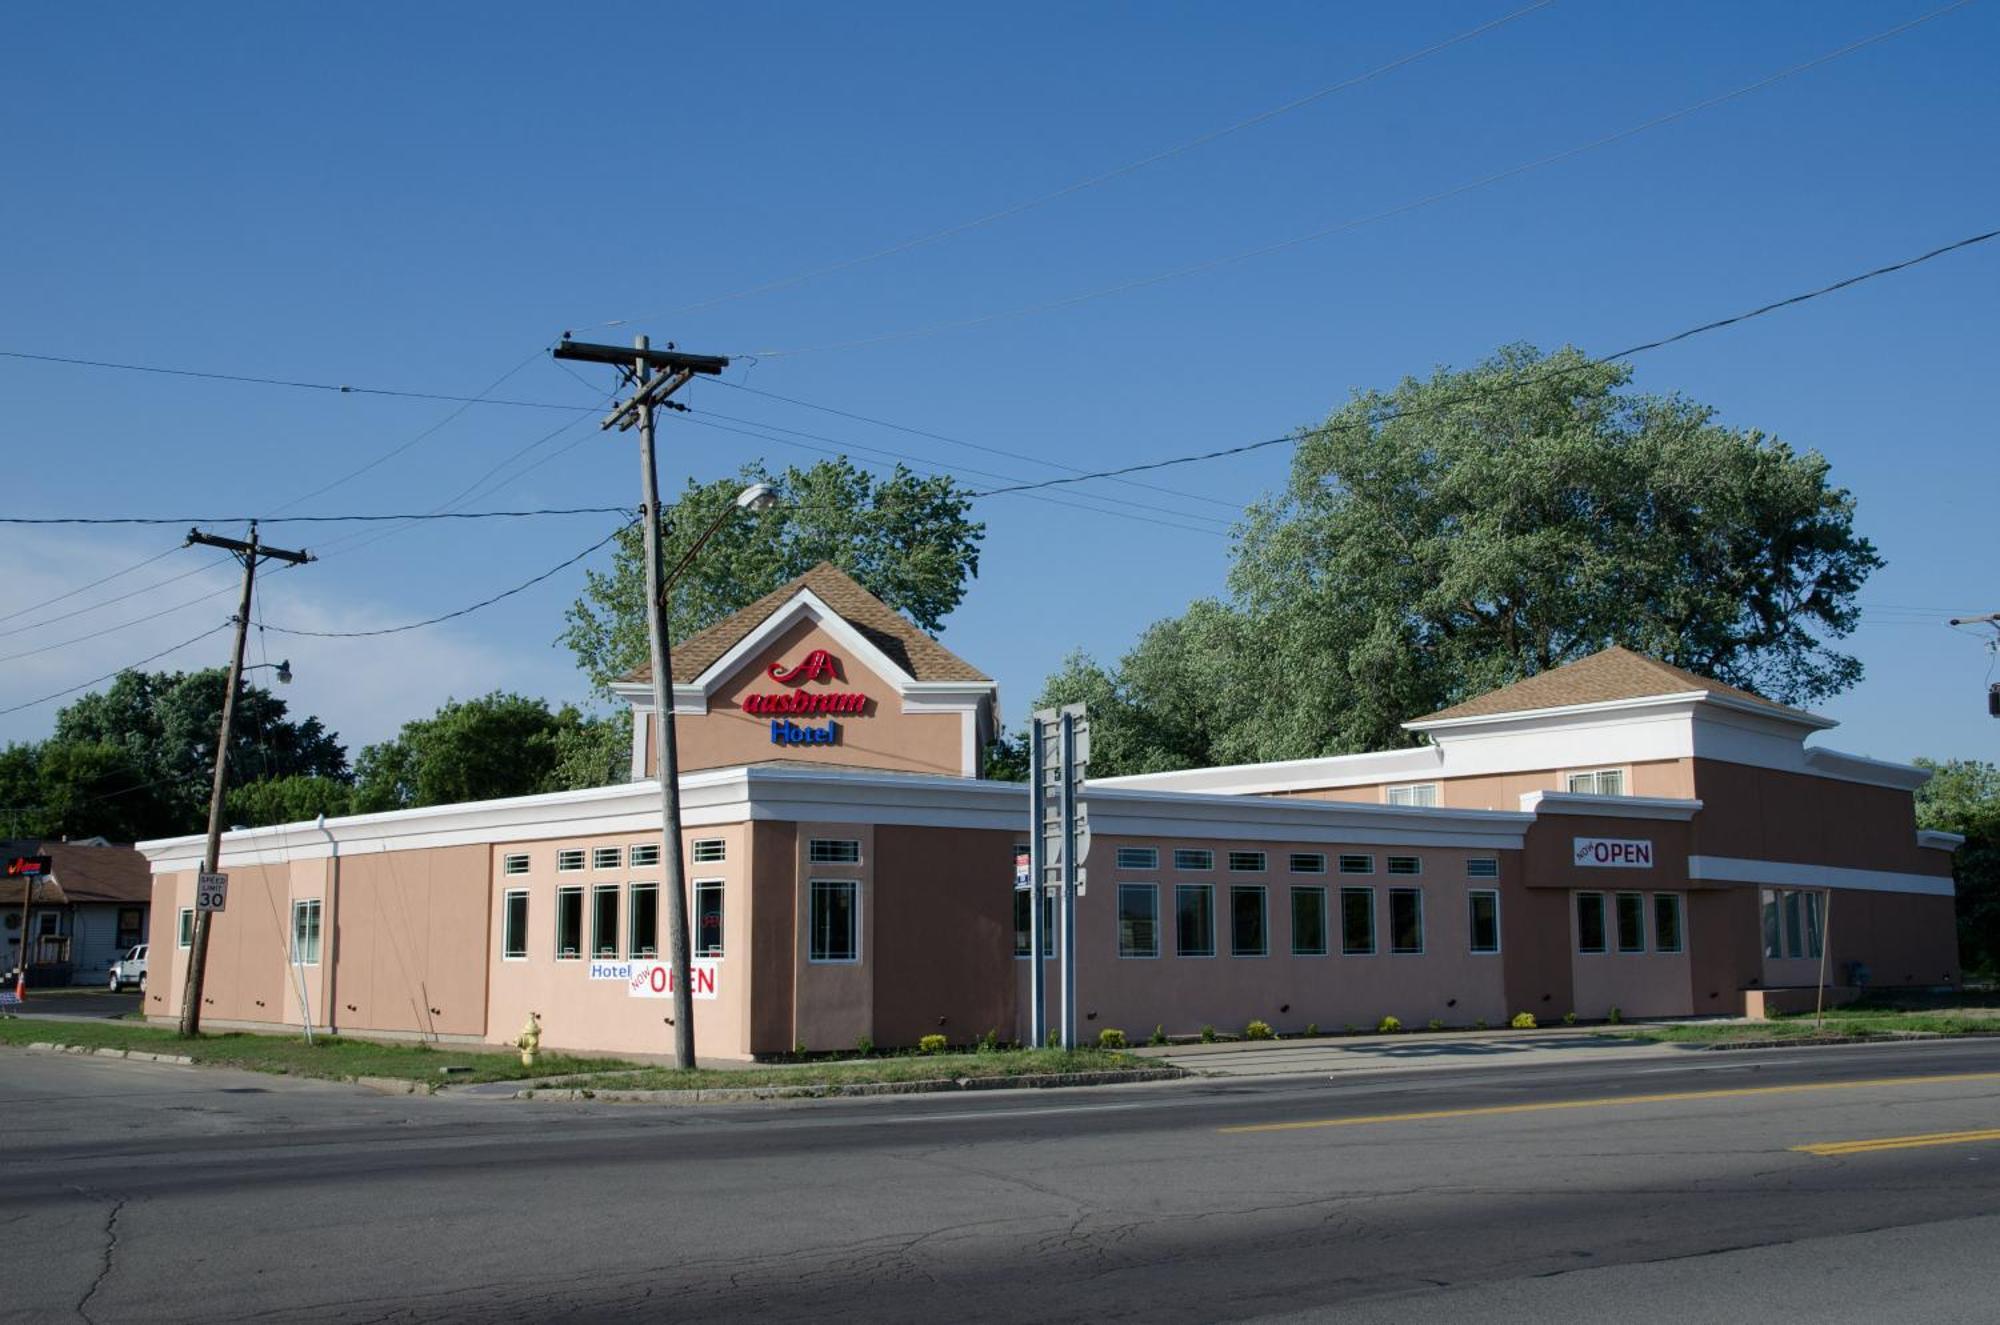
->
[[1412, 646, 1819, 726]]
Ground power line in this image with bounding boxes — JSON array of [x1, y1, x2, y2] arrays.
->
[[0, 622, 233, 718], [0, 544, 181, 626], [257, 522, 636, 639], [757, 0, 1973, 358], [590, 1, 1556, 327], [0, 506, 635, 527], [970, 225, 2000, 498], [18, 553, 235, 633]]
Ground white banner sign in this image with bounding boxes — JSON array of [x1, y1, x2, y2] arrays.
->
[[587, 959, 719, 1000], [1573, 838, 1654, 869]]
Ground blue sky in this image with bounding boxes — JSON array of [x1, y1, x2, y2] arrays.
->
[[3, 1, 1995, 764]]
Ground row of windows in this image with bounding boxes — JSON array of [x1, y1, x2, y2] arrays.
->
[[1017, 885, 1501, 959], [503, 840, 717, 876], [1107, 848, 1495, 878], [1379, 768, 1625, 806], [1576, 891, 1684, 955], [176, 901, 324, 966], [501, 882, 723, 962]]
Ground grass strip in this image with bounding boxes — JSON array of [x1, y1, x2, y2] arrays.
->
[[1621, 1009, 2000, 1045], [544, 1048, 1165, 1093]]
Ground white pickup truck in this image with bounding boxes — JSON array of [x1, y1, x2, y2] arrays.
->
[[108, 944, 149, 992]]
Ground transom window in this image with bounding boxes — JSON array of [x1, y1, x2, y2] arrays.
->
[[691, 839, 726, 864], [592, 847, 621, 871], [1386, 782, 1439, 807], [1115, 846, 1158, 870], [555, 848, 586, 873], [1466, 858, 1499, 878], [1289, 853, 1326, 875], [1173, 848, 1214, 872], [1227, 850, 1266, 873], [629, 843, 661, 868], [1338, 854, 1374, 875], [1567, 768, 1626, 797], [502, 853, 530, 875], [809, 839, 861, 865], [1386, 856, 1421, 876]]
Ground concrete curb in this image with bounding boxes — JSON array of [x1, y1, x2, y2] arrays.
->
[[348, 1074, 438, 1095], [24, 1042, 194, 1065], [516, 1067, 1183, 1104], [1694, 1029, 2000, 1052]]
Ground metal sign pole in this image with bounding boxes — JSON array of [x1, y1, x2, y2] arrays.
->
[[1027, 717, 1046, 1048], [1059, 709, 1078, 1051]]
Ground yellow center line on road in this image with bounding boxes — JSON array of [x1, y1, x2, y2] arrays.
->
[[1794, 1128, 2000, 1157], [1218, 1070, 2000, 1135]]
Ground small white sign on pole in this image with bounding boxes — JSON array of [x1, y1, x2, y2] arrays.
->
[[1572, 838, 1654, 869], [196, 872, 230, 912]]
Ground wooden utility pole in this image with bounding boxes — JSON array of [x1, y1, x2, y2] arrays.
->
[[177, 521, 312, 1038], [552, 335, 728, 1071]]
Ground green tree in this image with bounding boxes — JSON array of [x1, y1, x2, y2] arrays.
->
[[1045, 345, 1883, 773], [1915, 758, 2000, 977], [562, 459, 984, 698], [224, 775, 355, 829], [353, 693, 626, 812], [0, 739, 163, 843]]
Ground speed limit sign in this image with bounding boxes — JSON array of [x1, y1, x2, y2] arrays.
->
[[196, 872, 229, 913]]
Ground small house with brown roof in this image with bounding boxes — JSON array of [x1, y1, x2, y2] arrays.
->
[[2, 839, 151, 986]]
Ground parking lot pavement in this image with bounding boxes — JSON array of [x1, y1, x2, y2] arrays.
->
[[6, 987, 144, 1020], [1132, 1026, 1692, 1076]]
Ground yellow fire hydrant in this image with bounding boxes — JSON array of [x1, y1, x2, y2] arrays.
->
[[517, 1011, 542, 1068]]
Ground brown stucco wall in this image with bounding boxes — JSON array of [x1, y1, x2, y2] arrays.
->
[[1687, 886, 1762, 1014], [328, 844, 489, 1038], [870, 825, 1017, 1048], [1500, 878, 1573, 1021], [1825, 889, 1960, 989], [748, 820, 799, 1055], [1690, 760, 1945, 877], [790, 822, 874, 1052]]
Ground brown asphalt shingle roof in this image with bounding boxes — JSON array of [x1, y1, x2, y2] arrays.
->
[[623, 562, 990, 686], [0, 842, 151, 906], [1410, 646, 1814, 725]]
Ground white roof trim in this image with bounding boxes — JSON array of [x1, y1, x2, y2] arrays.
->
[[1520, 791, 1704, 821], [693, 588, 912, 698], [1688, 854, 1954, 897], [1089, 745, 1443, 796], [1917, 829, 1966, 851], [1801, 746, 1932, 791], [1405, 689, 1836, 735]]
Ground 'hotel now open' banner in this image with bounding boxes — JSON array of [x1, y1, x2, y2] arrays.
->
[[1573, 838, 1653, 868], [588, 959, 720, 999]]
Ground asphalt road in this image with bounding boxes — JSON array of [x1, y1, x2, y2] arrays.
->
[[5, 1039, 1998, 1323]]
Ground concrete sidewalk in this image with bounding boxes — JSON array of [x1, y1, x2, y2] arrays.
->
[[1129, 1024, 1703, 1076]]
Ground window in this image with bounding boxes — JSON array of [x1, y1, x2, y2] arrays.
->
[[1175, 885, 1215, 957], [695, 880, 725, 958], [1013, 888, 1055, 957], [1340, 888, 1376, 955], [1615, 893, 1646, 953], [592, 847, 621, 871], [1389, 888, 1424, 954], [1228, 850, 1266, 873], [502, 853, 530, 876], [691, 839, 726, 864], [1567, 768, 1626, 797], [809, 839, 861, 865], [1386, 782, 1439, 807], [1386, 856, 1421, 876], [1783, 891, 1804, 959], [556, 848, 586, 873], [1338, 854, 1374, 875], [502, 890, 529, 959], [1653, 894, 1683, 955], [1577, 892, 1607, 954], [1762, 888, 1823, 959], [1289, 853, 1326, 875], [629, 843, 660, 868], [809, 879, 859, 962], [1173, 848, 1214, 872], [591, 886, 620, 958], [1761, 889, 1781, 958], [1115, 846, 1158, 871], [1466, 858, 1499, 879], [1803, 891, 1824, 960], [628, 884, 658, 958], [290, 898, 323, 965], [177, 907, 194, 949], [1118, 884, 1158, 958], [1230, 886, 1268, 957], [1291, 887, 1328, 956], [117, 907, 143, 948], [555, 886, 584, 959], [1468, 890, 1500, 954]]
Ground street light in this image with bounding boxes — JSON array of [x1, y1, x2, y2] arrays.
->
[[244, 659, 293, 685], [662, 484, 781, 593]]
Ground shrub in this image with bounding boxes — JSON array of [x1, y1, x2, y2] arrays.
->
[[1245, 1020, 1275, 1041], [1474, 1018, 1488, 1030], [1608, 1006, 1623, 1025], [1377, 1015, 1402, 1034], [1148, 1024, 1168, 1046], [1045, 1029, 1060, 1049], [1304, 1022, 1320, 1038], [1427, 1018, 1445, 1032], [1344, 1023, 1359, 1034], [1562, 1011, 1577, 1026], [1098, 1027, 1128, 1050], [855, 1035, 874, 1057], [975, 1029, 1001, 1053], [1200, 1024, 1217, 1043], [1510, 1012, 1537, 1030], [918, 1034, 948, 1055]]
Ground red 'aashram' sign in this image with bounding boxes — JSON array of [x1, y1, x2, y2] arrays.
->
[[742, 649, 870, 716]]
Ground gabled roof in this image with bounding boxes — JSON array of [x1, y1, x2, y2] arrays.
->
[[621, 562, 989, 686], [0, 840, 151, 906], [1408, 646, 1819, 727]]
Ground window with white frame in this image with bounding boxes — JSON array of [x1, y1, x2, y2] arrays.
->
[[1386, 855, 1421, 876], [592, 847, 621, 871], [809, 839, 861, 865], [1577, 892, 1608, 954], [1230, 885, 1268, 957], [591, 885, 620, 958], [1386, 782, 1440, 807], [1291, 887, 1328, 956], [1653, 893, 1684, 955], [1389, 888, 1424, 954], [555, 886, 584, 959], [502, 853, 530, 875], [1118, 884, 1158, 958], [629, 843, 661, 868], [502, 890, 529, 959], [809, 879, 859, 962], [1175, 885, 1215, 957], [1289, 852, 1326, 875], [556, 848, 586, 873], [1467, 858, 1499, 879], [1014, 888, 1055, 958], [1567, 768, 1626, 797], [695, 880, 725, 957], [1760, 888, 1823, 959], [1173, 848, 1214, 872], [1615, 892, 1647, 953], [691, 839, 726, 864], [177, 907, 194, 949], [1340, 887, 1376, 955], [1468, 890, 1500, 954], [290, 898, 323, 965], [1338, 853, 1374, 875], [628, 883, 659, 958], [1227, 850, 1267, 873], [1115, 846, 1158, 870]]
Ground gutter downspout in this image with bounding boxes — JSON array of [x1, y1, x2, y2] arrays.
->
[[317, 814, 340, 1037]]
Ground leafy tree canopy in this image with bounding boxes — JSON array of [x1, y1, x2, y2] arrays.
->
[[1034, 345, 1882, 774], [352, 692, 626, 813], [1916, 758, 2000, 976], [562, 458, 983, 699]]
